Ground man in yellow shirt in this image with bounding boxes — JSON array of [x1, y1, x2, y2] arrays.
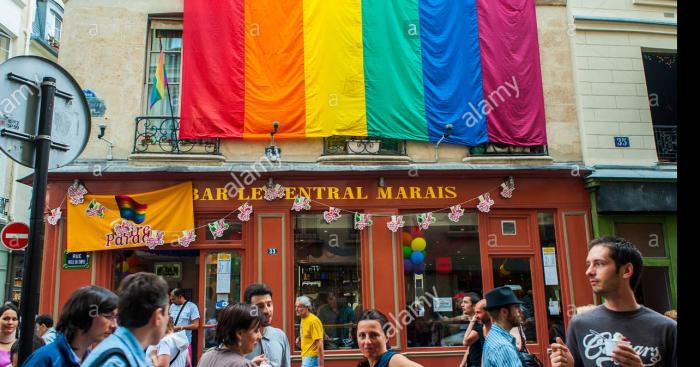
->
[[295, 296, 324, 367]]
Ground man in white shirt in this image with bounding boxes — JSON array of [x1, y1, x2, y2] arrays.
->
[[169, 288, 200, 366]]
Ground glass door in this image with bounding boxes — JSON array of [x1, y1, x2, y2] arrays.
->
[[490, 257, 538, 346], [201, 251, 242, 352]]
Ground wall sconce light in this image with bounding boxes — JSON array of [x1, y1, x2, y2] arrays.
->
[[378, 176, 385, 187], [434, 124, 453, 162], [265, 121, 281, 162], [97, 122, 114, 160]]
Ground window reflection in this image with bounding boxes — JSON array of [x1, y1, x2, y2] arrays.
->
[[402, 212, 483, 348], [294, 214, 362, 350], [491, 257, 537, 344]]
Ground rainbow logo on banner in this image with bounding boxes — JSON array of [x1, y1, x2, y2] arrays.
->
[[115, 195, 148, 224], [179, 0, 546, 147]]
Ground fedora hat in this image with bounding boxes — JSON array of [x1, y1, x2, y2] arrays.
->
[[485, 286, 524, 310]]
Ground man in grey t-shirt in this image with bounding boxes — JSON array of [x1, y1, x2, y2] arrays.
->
[[244, 283, 291, 367], [549, 237, 677, 367]]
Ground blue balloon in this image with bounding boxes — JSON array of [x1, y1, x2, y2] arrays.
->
[[411, 251, 425, 265], [404, 259, 414, 273], [414, 262, 426, 274]]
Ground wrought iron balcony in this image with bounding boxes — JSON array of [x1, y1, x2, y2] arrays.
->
[[469, 143, 548, 156], [653, 125, 677, 163], [132, 116, 220, 155], [323, 136, 406, 156], [0, 197, 8, 218]]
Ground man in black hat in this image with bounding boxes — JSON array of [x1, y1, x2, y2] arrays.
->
[[481, 286, 524, 367]]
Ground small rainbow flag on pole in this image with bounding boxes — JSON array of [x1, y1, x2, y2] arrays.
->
[[148, 44, 168, 109], [115, 195, 148, 224]]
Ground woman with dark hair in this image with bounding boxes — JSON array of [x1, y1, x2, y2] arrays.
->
[[0, 304, 18, 366], [198, 303, 265, 367], [357, 309, 422, 367], [22, 285, 118, 366]]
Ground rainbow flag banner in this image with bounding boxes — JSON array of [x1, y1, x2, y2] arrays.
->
[[180, 0, 546, 147], [149, 47, 168, 109], [67, 182, 194, 252]]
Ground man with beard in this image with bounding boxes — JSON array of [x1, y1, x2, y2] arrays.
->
[[549, 237, 677, 367], [481, 286, 524, 367], [244, 284, 291, 367]]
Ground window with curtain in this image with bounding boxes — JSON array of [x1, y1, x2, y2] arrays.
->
[[145, 23, 182, 116]]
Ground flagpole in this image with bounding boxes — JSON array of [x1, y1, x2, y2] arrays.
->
[[160, 38, 178, 151]]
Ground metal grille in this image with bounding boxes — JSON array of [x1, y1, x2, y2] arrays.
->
[[323, 136, 406, 156], [132, 116, 220, 155], [653, 125, 677, 163]]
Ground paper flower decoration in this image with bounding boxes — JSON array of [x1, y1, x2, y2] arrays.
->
[[448, 205, 464, 223], [85, 200, 106, 218], [477, 193, 495, 213], [47, 208, 62, 225], [354, 213, 373, 230], [208, 219, 229, 239], [177, 230, 196, 247], [500, 177, 515, 199], [263, 183, 286, 201], [113, 220, 136, 236], [323, 207, 341, 223], [417, 212, 435, 230], [68, 182, 88, 205], [291, 197, 311, 212], [144, 230, 164, 250], [387, 215, 405, 233], [237, 202, 253, 222]]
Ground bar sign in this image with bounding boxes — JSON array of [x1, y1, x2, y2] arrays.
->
[[614, 137, 630, 147]]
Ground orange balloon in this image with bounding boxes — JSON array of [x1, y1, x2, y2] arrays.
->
[[402, 232, 414, 246]]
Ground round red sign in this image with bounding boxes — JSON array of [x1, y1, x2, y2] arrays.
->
[[1, 222, 30, 250]]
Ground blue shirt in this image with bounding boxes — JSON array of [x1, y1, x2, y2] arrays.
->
[[169, 301, 200, 343], [482, 324, 521, 367], [245, 326, 292, 367], [22, 332, 83, 367], [81, 326, 148, 367]]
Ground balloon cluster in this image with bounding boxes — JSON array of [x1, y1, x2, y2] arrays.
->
[[402, 228, 427, 274]]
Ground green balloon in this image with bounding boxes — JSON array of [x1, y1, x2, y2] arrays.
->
[[422, 250, 427, 257], [403, 246, 412, 259]]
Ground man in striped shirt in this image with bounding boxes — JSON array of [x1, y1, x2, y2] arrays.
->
[[481, 286, 524, 367]]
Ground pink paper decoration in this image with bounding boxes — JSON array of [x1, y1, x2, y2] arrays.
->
[[237, 202, 253, 222], [477, 193, 495, 213], [323, 207, 341, 223], [448, 205, 464, 223], [387, 215, 405, 233]]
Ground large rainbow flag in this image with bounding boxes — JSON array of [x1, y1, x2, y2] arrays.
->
[[179, 0, 546, 147]]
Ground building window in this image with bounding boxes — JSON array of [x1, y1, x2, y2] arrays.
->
[[401, 212, 482, 348], [614, 221, 674, 313], [642, 51, 677, 163], [145, 24, 182, 116], [0, 30, 10, 62], [538, 212, 565, 345], [294, 213, 362, 350], [323, 136, 406, 156]]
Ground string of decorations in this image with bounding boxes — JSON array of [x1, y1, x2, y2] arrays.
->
[[47, 176, 515, 247]]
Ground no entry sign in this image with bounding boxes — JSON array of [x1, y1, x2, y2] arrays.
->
[[1, 222, 30, 250]]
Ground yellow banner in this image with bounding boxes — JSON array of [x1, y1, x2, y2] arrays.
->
[[67, 182, 194, 252]]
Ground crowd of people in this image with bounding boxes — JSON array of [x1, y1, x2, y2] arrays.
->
[[0, 236, 677, 367]]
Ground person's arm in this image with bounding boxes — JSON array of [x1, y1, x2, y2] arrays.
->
[[549, 337, 575, 367], [155, 354, 171, 367], [177, 318, 200, 331], [462, 318, 478, 346], [316, 338, 324, 367]]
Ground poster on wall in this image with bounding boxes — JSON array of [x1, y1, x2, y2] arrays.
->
[[542, 247, 559, 286]]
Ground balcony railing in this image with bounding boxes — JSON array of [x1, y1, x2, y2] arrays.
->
[[653, 125, 677, 163], [132, 116, 220, 155], [469, 143, 548, 156], [0, 197, 8, 218], [323, 136, 406, 156]]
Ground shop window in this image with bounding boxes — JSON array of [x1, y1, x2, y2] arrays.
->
[[401, 212, 482, 348], [491, 257, 537, 344], [635, 266, 672, 315], [204, 252, 242, 351], [145, 22, 182, 116], [538, 212, 565, 345], [293, 213, 362, 351], [614, 222, 666, 258], [204, 220, 242, 241]]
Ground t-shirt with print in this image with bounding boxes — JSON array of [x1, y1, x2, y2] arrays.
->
[[300, 313, 324, 358], [169, 301, 200, 343], [565, 305, 676, 367]]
